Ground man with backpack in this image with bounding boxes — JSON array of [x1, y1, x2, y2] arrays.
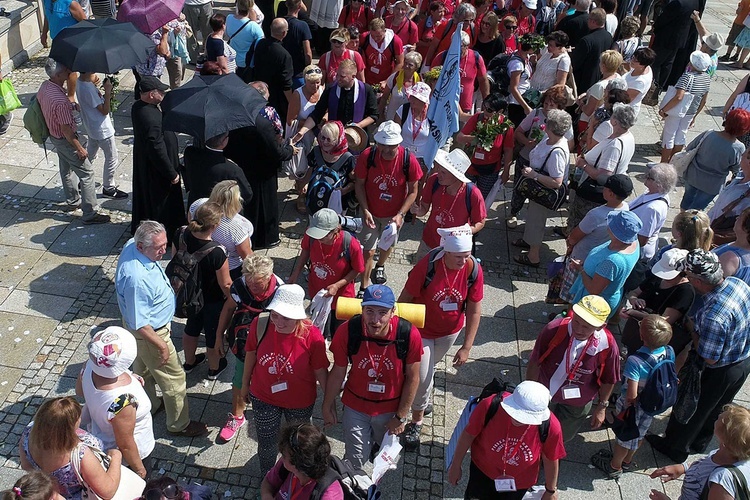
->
[[322, 284, 424, 468], [360, 17, 405, 87], [447, 381, 565, 500], [647, 250, 750, 464], [354, 121, 422, 289], [526, 295, 621, 442], [398, 224, 484, 451]]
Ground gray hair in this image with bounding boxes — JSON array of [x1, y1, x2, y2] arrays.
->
[[242, 253, 274, 279], [606, 78, 628, 91], [611, 103, 637, 129], [649, 163, 678, 194], [404, 50, 423, 67], [545, 109, 572, 137], [44, 58, 68, 78], [575, 0, 592, 10], [691, 267, 724, 287], [250, 81, 269, 99], [134, 220, 166, 248], [456, 2, 476, 20]]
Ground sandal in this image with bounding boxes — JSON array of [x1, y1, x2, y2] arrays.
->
[[295, 196, 307, 215], [514, 253, 540, 268], [511, 238, 531, 249]]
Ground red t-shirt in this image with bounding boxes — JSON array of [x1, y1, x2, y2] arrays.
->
[[354, 146, 423, 219], [417, 18, 445, 59], [360, 31, 405, 85], [318, 50, 366, 86], [301, 232, 365, 308], [331, 316, 423, 415], [385, 16, 419, 47], [527, 317, 621, 405], [442, 0, 462, 17], [461, 113, 515, 169], [431, 21, 475, 58], [420, 174, 487, 248], [338, 4, 373, 31], [465, 396, 566, 489], [515, 13, 537, 36], [246, 319, 330, 408], [431, 49, 486, 112], [403, 253, 484, 339], [502, 34, 518, 55]]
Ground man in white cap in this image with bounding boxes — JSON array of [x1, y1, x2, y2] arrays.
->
[[410, 149, 486, 261], [355, 120, 423, 291], [447, 381, 565, 499], [398, 224, 484, 450]]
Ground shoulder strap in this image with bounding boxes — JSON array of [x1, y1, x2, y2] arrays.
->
[[313, 147, 326, 169], [400, 101, 411, 121], [629, 196, 668, 211], [484, 392, 504, 427], [465, 183, 474, 214], [255, 312, 271, 347], [395, 317, 411, 362], [178, 227, 188, 253], [539, 147, 563, 177], [423, 247, 444, 287], [309, 467, 342, 500], [727, 465, 750, 500], [466, 255, 479, 288], [438, 19, 454, 46], [341, 230, 352, 262], [228, 19, 252, 42], [403, 147, 411, 181], [367, 145, 378, 169], [718, 187, 750, 218], [347, 315, 364, 362], [537, 317, 571, 364], [330, 151, 354, 173]]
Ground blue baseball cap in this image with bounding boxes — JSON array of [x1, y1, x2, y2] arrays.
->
[[607, 210, 643, 244], [361, 284, 396, 309]]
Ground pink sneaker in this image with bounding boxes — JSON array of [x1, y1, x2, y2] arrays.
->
[[219, 413, 245, 442]]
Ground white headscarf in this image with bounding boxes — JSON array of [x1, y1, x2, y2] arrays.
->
[[433, 224, 473, 260]]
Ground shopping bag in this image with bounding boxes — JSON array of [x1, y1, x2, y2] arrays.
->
[[0, 79, 22, 115], [372, 431, 402, 484], [673, 349, 704, 424]]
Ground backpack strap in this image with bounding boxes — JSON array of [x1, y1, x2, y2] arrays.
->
[[629, 196, 669, 211], [228, 19, 252, 42], [341, 230, 352, 263], [399, 101, 411, 122], [423, 247, 444, 288], [594, 328, 617, 386], [437, 19, 454, 47], [309, 466, 343, 500], [403, 147, 411, 181], [537, 317, 572, 364], [347, 314, 411, 365], [255, 312, 271, 348], [313, 146, 327, 169], [727, 465, 750, 500], [482, 392, 551, 443], [347, 314, 365, 363], [465, 182, 474, 215], [367, 145, 378, 169], [394, 317, 412, 363]]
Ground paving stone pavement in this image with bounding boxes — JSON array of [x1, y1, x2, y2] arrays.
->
[[3, 0, 750, 497]]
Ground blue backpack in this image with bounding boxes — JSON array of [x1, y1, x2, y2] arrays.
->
[[306, 149, 353, 214], [634, 346, 678, 416]]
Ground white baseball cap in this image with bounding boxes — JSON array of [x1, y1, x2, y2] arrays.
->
[[651, 247, 689, 280], [373, 120, 403, 146]]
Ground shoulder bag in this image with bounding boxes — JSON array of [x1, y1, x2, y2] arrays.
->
[[671, 131, 709, 177], [659, 74, 695, 118], [513, 146, 568, 211], [575, 138, 623, 204], [70, 443, 146, 500]]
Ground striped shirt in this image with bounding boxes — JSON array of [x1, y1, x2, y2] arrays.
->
[[37, 79, 75, 140], [189, 198, 252, 271], [676, 71, 711, 116]]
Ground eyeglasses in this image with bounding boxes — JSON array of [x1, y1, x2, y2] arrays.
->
[[505, 24, 518, 29], [305, 67, 323, 75], [144, 484, 180, 500]]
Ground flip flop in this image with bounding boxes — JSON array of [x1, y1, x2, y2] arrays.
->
[[512, 238, 531, 249], [514, 254, 540, 268]]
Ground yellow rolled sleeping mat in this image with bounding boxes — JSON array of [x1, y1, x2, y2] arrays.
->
[[335, 297, 426, 328]]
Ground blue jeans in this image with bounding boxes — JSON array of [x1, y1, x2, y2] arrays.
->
[[680, 182, 716, 211]]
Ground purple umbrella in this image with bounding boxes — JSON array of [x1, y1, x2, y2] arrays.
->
[[116, 0, 186, 35]]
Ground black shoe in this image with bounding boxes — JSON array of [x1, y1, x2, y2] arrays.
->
[[402, 422, 422, 451], [645, 434, 688, 463], [424, 404, 433, 417], [82, 213, 111, 225], [553, 226, 568, 238], [208, 357, 228, 380], [370, 265, 387, 285], [183, 353, 207, 374], [719, 54, 733, 62], [102, 187, 129, 199]]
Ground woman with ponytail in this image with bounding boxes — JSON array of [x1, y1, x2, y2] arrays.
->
[[3, 472, 62, 500], [176, 202, 232, 380]]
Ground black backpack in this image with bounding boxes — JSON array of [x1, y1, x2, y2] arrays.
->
[[347, 314, 412, 366], [478, 378, 550, 440], [634, 346, 679, 416], [487, 53, 524, 96], [226, 277, 277, 361], [165, 228, 220, 319], [278, 455, 378, 500], [366, 145, 411, 181]]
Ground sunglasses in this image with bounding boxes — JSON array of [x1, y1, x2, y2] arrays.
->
[[305, 67, 323, 75], [331, 39, 345, 44], [144, 484, 180, 500], [505, 24, 518, 29]]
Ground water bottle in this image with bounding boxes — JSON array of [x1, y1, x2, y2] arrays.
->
[[72, 103, 82, 128]]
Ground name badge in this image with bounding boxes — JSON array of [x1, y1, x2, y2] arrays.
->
[[475, 151, 485, 160], [379, 192, 392, 201], [371, 67, 380, 74], [271, 382, 288, 394], [562, 385, 581, 400], [494, 476, 517, 492], [368, 382, 386, 394], [440, 299, 459, 311]]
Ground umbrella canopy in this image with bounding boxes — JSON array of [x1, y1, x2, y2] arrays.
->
[[117, 0, 185, 35], [161, 74, 267, 142], [49, 18, 154, 73]]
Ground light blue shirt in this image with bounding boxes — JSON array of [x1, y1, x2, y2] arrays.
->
[[226, 14, 264, 68], [115, 239, 175, 331]]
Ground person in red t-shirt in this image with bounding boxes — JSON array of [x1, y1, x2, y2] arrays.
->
[[416, 1, 447, 59], [526, 295, 621, 443], [319, 28, 366, 86], [513, 0, 538, 35], [424, 3, 477, 68], [500, 15, 520, 54], [386, 0, 420, 49], [338, 0, 374, 31], [455, 93, 515, 198], [240, 284, 330, 477], [448, 381, 565, 499], [322, 284, 423, 468], [431, 30, 490, 114], [360, 18, 405, 87], [289, 209, 366, 337], [355, 121, 423, 290], [410, 150, 487, 259], [398, 225, 484, 450]]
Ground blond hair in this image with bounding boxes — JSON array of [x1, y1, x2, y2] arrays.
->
[[319, 121, 342, 143], [639, 314, 672, 348], [303, 64, 323, 83], [600, 50, 623, 74], [338, 58, 357, 74], [242, 253, 274, 279], [30, 397, 82, 454], [718, 404, 750, 460], [369, 18, 386, 31], [209, 180, 243, 219], [672, 210, 713, 251]]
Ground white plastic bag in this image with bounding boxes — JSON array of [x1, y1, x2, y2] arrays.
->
[[372, 431, 402, 484], [483, 177, 504, 209], [309, 289, 333, 332]]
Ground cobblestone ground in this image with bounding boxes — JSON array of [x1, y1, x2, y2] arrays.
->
[[2, 0, 750, 498]]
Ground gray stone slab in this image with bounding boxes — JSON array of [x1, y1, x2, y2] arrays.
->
[[1, 138, 56, 169], [447, 317, 519, 365], [0, 166, 32, 195], [17, 253, 103, 298], [0, 367, 24, 405], [481, 274, 515, 319], [10, 169, 57, 198], [0, 289, 75, 321], [0, 246, 44, 288], [0, 312, 58, 368], [0, 212, 68, 250], [187, 400, 234, 469], [48, 222, 127, 257], [513, 280, 557, 324], [149, 396, 208, 461], [0, 466, 25, 489], [446, 359, 521, 389], [555, 461, 622, 499]]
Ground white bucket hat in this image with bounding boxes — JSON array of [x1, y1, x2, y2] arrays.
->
[[374, 120, 403, 146], [267, 284, 308, 320], [689, 50, 712, 72], [406, 82, 431, 104], [651, 247, 689, 280], [434, 149, 471, 184], [87, 326, 138, 378], [500, 381, 552, 425]]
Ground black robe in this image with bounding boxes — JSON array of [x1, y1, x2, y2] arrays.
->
[[130, 100, 187, 242]]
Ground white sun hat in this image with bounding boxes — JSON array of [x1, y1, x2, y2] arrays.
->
[[434, 149, 471, 184], [500, 381, 552, 425], [374, 120, 403, 146], [266, 284, 308, 320], [651, 247, 689, 280], [87, 326, 138, 378]]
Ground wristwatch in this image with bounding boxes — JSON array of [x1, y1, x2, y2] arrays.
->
[[546, 487, 557, 495], [394, 414, 408, 424], [596, 400, 610, 408]]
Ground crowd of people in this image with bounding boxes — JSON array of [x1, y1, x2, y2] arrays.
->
[[11, 0, 750, 497]]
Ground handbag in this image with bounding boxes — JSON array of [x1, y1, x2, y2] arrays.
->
[[672, 349, 704, 425], [659, 82, 695, 118], [710, 188, 750, 246], [575, 138, 623, 204], [0, 79, 22, 116], [70, 443, 146, 500], [612, 405, 640, 441], [513, 147, 568, 211], [672, 131, 708, 177]]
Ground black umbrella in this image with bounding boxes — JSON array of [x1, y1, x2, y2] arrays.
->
[[49, 18, 154, 74], [161, 74, 267, 142]]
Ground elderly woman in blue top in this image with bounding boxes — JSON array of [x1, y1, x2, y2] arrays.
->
[[114, 220, 207, 438], [647, 250, 750, 464], [568, 210, 643, 318]]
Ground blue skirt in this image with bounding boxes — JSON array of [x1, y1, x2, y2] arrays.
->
[[734, 26, 750, 48]]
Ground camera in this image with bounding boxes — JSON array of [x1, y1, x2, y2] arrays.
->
[[339, 215, 363, 234]]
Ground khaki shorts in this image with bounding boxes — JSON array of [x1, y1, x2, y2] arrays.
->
[[359, 215, 400, 252]]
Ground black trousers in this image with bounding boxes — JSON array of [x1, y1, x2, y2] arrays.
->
[[246, 176, 280, 249], [464, 461, 529, 500], [664, 355, 750, 454], [651, 43, 679, 92]]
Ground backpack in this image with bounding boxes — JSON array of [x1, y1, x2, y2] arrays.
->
[[23, 95, 50, 146], [487, 53, 524, 96], [421, 247, 479, 310], [278, 455, 378, 500], [699, 465, 750, 500], [366, 145, 411, 181], [536, 5, 557, 36], [633, 346, 678, 416], [306, 149, 353, 214], [165, 228, 221, 319], [347, 314, 412, 366]]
